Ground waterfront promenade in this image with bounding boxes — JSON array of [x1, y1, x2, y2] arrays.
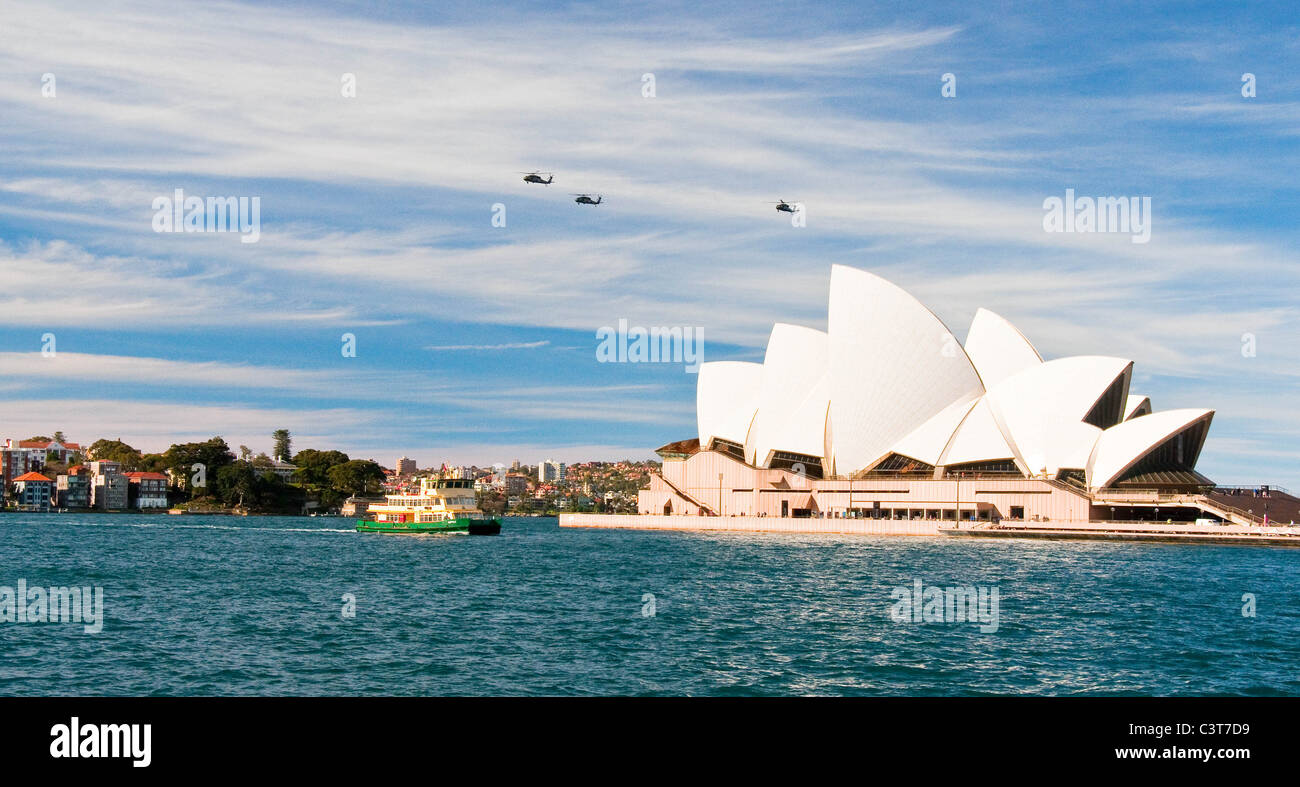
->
[[561, 513, 941, 535], [561, 513, 1300, 545]]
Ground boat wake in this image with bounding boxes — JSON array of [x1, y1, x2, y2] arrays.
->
[[61, 521, 357, 534]]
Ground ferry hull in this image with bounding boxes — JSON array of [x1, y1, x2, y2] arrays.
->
[[356, 517, 501, 535]]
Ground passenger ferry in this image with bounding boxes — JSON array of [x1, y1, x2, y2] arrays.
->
[[356, 477, 502, 535]]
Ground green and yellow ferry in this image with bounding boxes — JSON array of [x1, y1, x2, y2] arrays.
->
[[356, 477, 502, 535]]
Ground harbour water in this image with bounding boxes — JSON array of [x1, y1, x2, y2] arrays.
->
[[1, 513, 1296, 696]]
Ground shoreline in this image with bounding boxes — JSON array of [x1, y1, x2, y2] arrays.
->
[[561, 513, 1300, 546], [0, 508, 342, 518], [561, 513, 942, 536]]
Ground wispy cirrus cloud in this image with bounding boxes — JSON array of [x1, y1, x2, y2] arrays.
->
[[0, 0, 1297, 480], [425, 341, 551, 351]]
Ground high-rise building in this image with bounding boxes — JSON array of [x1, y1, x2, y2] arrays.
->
[[56, 466, 91, 508], [539, 459, 566, 483], [1, 442, 33, 487], [395, 456, 417, 476], [91, 471, 129, 510]]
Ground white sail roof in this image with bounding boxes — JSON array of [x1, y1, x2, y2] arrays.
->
[[1086, 408, 1214, 490], [827, 265, 985, 475], [1048, 421, 1105, 473], [769, 373, 831, 465], [889, 396, 979, 467], [696, 361, 762, 449], [745, 324, 830, 466], [1124, 394, 1152, 420], [938, 397, 1019, 467], [984, 355, 1132, 476], [691, 265, 1217, 487], [963, 308, 1043, 390]]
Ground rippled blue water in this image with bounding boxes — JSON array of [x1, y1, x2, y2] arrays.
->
[[1, 513, 1297, 696]]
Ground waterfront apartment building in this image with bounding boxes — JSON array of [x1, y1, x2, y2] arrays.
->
[[12, 472, 54, 510], [56, 466, 92, 508], [1, 446, 32, 488], [395, 456, 417, 476], [540, 459, 566, 483], [89, 460, 122, 476], [125, 471, 170, 509], [91, 468, 129, 510]]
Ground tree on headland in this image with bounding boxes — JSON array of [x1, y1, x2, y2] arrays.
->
[[290, 449, 352, 509], [272, 429, 292, 462], [87, 439, 144, 470], [217, 462, 257, 508], [291, 449, 350, 487], [239, 445, 252, 462], [327, 460, 385, 496], [211, 459, 302, 513], [26, 431, 74, 447], [254, 469, 304, 512], [162, 438, 235, 495], [138, 453, 167, 473]]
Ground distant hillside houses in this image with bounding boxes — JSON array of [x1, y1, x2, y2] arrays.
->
[[0, 437, 171, 511], [16, 438, 82, 463]]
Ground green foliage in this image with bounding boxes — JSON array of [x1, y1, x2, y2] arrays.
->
[[204, 462, 303, 513], [88, 439, 144, 470], [161, 438, 235, 497], [255, 470, 305, 512], [272, 429, 292, 462], [291, 449, 350, 487], [138, 453, 167, 473], [216, 462, 257, 507], [327, 460, 385, 495]]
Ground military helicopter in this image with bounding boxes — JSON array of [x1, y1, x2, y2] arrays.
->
[[570, 193, 603, 205], [768, 199, 797, 214], [520, 171, 554, 185]]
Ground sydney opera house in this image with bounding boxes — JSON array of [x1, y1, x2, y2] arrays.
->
[[637, 264, 1238, 526]]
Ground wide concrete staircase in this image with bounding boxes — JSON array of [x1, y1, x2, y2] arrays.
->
[[1089, 487, 1300, 527], [1202, 488, 1300, 525], [654, 473, 718, 516]]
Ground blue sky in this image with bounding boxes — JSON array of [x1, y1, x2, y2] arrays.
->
[[0, 0, 1297, 484]]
